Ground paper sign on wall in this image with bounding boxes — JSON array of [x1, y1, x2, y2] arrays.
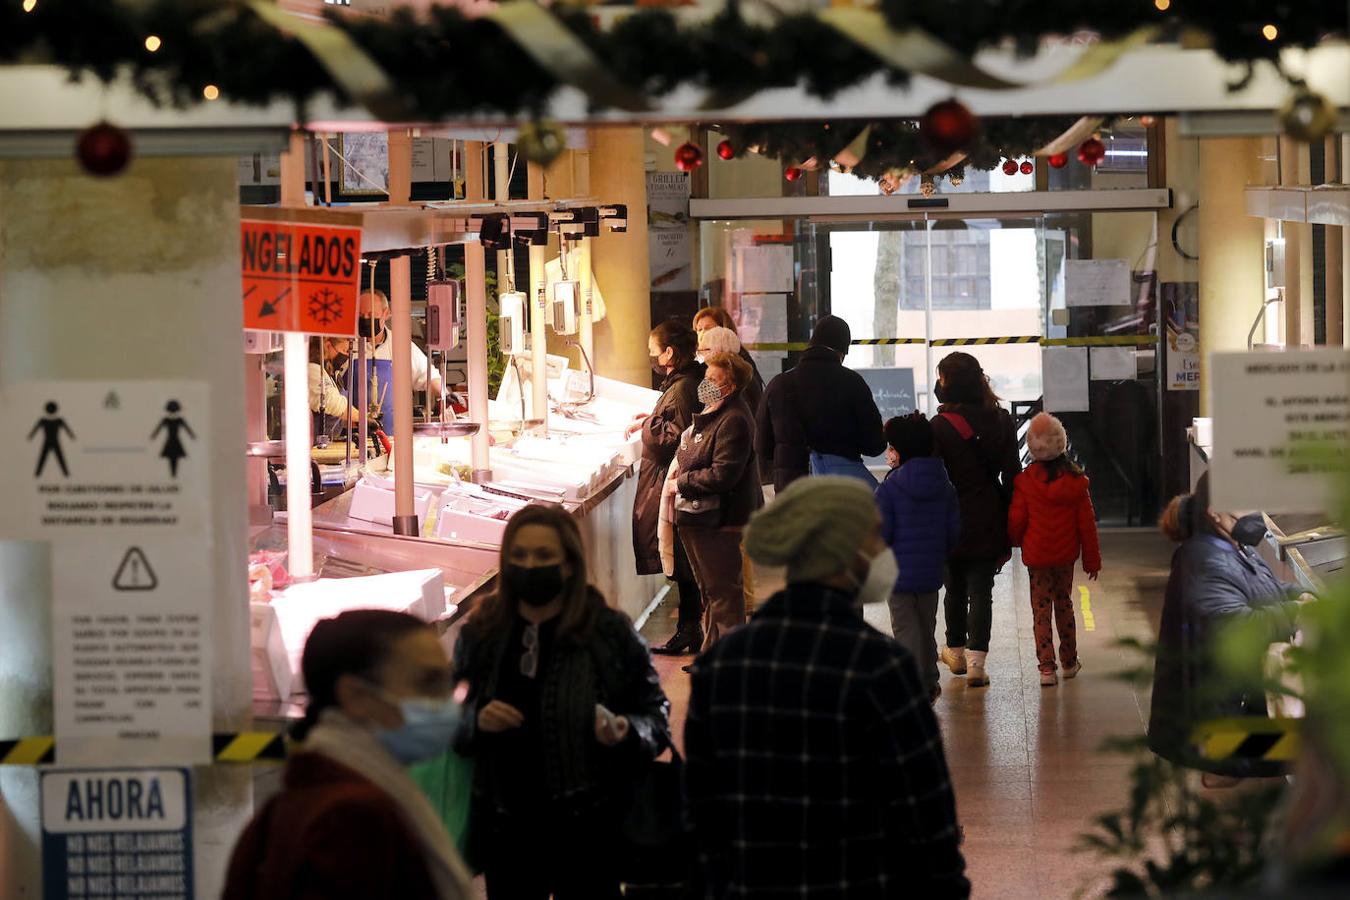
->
[[1090, 347, 1138, 381], [0, 381, 215, 766], [241, 220, 362, 335], [1210, 350, 1350, 513], [1066, 259, 1130, 308], [1042, 347, 1090, 412]]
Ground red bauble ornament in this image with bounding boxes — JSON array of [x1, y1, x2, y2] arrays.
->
[[1048, 152, 1069, 169], [674, 142, 703, 172], [716, 139, 735, 161], [1002, 159, 1019, 176], [1077, 137, 1107, 167], [1019, 160, 1034, 175], [921, 99, 980, 154], [77, 121, 132, 177], [1138, 114, 1157, 127], [784, 166, 803, 182]]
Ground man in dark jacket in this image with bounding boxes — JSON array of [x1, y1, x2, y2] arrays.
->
[[755, 315, 886, 492], [686, 477, 969, 900]]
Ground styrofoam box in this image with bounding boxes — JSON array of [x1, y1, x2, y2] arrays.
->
[[434, 487, 529, 545], [250, 601, 293, 702], [266, 569, 446, 697], [349, 473, 435, 528]]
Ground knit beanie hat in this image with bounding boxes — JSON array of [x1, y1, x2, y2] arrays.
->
[[1026, 412, 1067, 461], [745, 476, 878, 582], [697, 325, 742, 356], [810, 315, 852, 354]]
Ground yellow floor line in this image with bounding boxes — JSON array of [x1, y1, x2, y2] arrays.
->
[[1079, 585, 1096, 632]]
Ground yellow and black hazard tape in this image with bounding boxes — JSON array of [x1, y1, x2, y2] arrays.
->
[[0, 737, 55, 765], [744, 334, 1158, 352], [928, 336, 1040, 347], [0, 733, 290, 766], [1191, 717, 1299, 763]]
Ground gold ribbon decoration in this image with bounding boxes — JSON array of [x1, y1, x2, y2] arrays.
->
[[818, 8, 1160, 93], [1035, 115, 1106, 157], [487, 1, 652, 114], [832, 125, 872, 170], [249, 1, 408, 122]]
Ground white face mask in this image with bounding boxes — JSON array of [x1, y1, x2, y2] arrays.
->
[[696, 378, 724, 407], [853, 548, 899, 607]]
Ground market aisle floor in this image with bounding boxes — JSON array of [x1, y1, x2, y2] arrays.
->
[[643, 530, 1173, 899]]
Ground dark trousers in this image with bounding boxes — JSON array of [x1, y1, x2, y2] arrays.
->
[[944, 557, 999, 653], [675, 577, 703, 627], [484, 812, 622, 900], [679, 526, 745, 652]]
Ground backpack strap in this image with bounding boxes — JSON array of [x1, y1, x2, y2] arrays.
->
[[938, 410, 974, 441]]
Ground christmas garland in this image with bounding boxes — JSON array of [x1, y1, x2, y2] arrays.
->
[[0, 1, 1344, 123]]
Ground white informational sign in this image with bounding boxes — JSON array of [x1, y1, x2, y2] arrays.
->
[[1090, 347, 1138, 381], [1210, 350, 1350, 513], [1042, 347, 1090, 412], [1, 382, 212, 540], [41, 768, 193, 900], [646, 172, 692, 292], [733, 245, 795, 295], [0, 381, 214, 766], [1066, 259, 1131, 308]]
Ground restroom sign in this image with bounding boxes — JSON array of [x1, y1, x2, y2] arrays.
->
[[41, 767, 194, 900], [241, 219, 362, 336]]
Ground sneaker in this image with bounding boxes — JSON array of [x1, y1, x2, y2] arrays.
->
[[1040, 669, 1058, 687], [1062, 661, 1082, 680], [940, 646, 967, 675]]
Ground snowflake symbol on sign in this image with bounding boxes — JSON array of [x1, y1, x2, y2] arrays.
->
[[308, 288, 344, 326]]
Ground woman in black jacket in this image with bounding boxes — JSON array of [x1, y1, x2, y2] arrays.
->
[[673, 352, 764, 655], [454, 504, 671, 900], [1148, 473, 1304, 783], [631, 320, 706, 654], [930, 352, 1022, 688]]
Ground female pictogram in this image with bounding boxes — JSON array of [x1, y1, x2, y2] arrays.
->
[[151, 400, 196, 478], [30, 401, 76, 477]]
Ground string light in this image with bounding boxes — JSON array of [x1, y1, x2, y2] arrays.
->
[[1262, 24, 1279, 41], [1154, 0, 1170, 10], [22, 0, 37, 12], [202, 84, 220, 101], [144, 35, 162, 53]]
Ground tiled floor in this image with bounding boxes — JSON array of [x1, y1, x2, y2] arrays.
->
[[642, 530, 1174, 899]]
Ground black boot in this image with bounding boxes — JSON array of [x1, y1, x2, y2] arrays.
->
[[651, 623, 703, 655]]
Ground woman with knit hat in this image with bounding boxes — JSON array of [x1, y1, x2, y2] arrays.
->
[[1008, 413, 1101, 687], [685, 476, 968, 898]]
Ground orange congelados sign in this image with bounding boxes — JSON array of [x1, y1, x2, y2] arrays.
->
[[241, 220, 362, 336]]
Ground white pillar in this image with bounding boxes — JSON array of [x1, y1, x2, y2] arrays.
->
[[0, 155, 251, 899], [464, 241, 492, 480], [387, 131, 418, 533], [578, 235, 595, 362]]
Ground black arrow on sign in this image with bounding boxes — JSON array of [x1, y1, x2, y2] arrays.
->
[[259, 287, 289, 319]]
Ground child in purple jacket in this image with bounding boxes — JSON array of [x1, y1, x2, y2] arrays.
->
[[876, 413, 961, 702]]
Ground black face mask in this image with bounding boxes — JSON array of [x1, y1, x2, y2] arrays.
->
[[330, 352, 350, 371], [504, 563, 567, 607], [934, 382, 951, 404], [650, 355, 668, 376], [358, 317, 385, 340], [1231, 513, 1268, 547]]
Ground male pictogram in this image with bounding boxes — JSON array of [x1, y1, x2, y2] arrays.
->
[[152, 400, 196, 478], [30, 401, 75, 478]]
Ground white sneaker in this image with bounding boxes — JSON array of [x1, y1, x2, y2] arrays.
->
[[1040, 669, 1058, 687], [940, 646, 967, 675], [1062, 661, 1083, 680], [966, 650, 990, 687]]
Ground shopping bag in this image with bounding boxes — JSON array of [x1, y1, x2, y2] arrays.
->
[[408, 748, 475, 866], [618, 743, 696, 898]]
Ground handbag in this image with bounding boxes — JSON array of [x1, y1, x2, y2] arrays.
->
[[618, 738, 696, 898], [674, 492, 723, 528]]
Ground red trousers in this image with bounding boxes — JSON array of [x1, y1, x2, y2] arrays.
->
[[1029, 565, 1078, 673]]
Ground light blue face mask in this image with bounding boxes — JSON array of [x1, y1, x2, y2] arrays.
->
[[368, 686, 463, 765]]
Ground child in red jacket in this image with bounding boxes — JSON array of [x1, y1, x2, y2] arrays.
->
[[1008, 413, 1101, 687]]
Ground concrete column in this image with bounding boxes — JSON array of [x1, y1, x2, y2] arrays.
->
[[1197, 137, 1266, 415], [387, 131, 417, 533], [0, 157, 251, 898], [588, 128, 651, 387]]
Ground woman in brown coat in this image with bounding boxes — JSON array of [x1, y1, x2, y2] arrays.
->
[[672, 351, 764, 655], [223, 610, 473, 900], [630, 320, 705, 653]]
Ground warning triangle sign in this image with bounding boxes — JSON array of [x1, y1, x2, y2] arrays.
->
[[112, 547, 158, 591]]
